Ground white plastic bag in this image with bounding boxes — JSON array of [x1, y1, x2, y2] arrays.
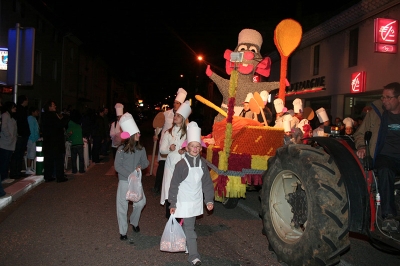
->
[[160, 214, 186, 252], [126, 169, 143, 202]]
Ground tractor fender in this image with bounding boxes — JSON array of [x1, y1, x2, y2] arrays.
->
[[310, 137, 369, 234]]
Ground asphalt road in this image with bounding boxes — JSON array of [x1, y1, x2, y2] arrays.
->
[[0, 117, 399, 266]]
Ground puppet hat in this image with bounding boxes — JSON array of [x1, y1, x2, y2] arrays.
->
[[297, 119, 309, 134], [343, 117, 354, 128], [238, 29, 263, 48], [176, 100, 191, 120], [175, 88, 187, 104], [274, 98, 284, 113], [119, 112, 140, 139], [187, 121, 201, 144], [283, 120, 291, 132], [293, 98, 303, 113], [260, 90, 269, 103], [315, 107, 329, 123], [115, 103, 124, 116], [244, 93, 253, 103]]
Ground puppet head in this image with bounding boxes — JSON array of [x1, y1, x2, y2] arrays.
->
[[225, 29, 264, 76]]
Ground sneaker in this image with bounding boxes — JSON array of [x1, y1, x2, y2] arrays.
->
[[382, 215, 399, 232], [191, 258, 201, 265], [25, 169, 35, 175], [1, 178, 15, 184]]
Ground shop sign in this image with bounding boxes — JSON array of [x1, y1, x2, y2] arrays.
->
[[374, 18, 398, 53], [289, 76, 325, 91], [284, 76, 326, 96], [351, 71, 366, 93]]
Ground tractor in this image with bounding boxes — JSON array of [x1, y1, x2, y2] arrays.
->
[[260, 129, 400, 265]]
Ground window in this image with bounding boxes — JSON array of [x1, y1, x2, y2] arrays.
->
[[313, 44, 320, 76], [349, 28, 359, 67]]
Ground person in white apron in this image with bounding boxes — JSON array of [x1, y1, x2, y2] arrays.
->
[[160, 101, 191, 218], [168, 122, 214, 266], [152, 88, 187, 194]]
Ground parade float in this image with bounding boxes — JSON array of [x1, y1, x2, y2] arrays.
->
[[197, 19, 302, 208]]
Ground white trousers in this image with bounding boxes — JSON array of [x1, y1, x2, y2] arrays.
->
[[116, 180, 146, 235]]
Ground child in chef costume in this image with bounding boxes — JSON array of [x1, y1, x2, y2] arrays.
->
[[168, 121, 214, 266], [160, 100, 191, 219], [114, 112, 149, 241]]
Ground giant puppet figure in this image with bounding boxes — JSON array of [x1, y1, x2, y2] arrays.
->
[[205, 28, 280, 122], [196, 19, 302, 205]]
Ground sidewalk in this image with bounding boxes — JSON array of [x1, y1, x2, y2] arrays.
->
[[0, 153, 98, 211], [0, 153, 159, 211]]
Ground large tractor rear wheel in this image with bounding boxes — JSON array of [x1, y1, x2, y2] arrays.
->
[[261, 144, 350, 265]]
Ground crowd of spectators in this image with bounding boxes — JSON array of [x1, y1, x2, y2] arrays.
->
[[0, 96, 123, 192]]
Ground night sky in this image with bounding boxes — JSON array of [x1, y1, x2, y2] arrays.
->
[[32, 0, 361, 105]]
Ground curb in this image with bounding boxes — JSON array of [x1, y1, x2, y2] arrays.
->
[[0, 175, 44, 211]]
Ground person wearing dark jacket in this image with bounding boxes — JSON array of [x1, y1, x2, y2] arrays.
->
[[41, 100, 68, 183], [354, 82, 400, 232], [10, 95, 30, 178]]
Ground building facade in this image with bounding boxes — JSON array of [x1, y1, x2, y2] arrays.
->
[[0, 0, 130, 115], [269, 0, 400, 126]]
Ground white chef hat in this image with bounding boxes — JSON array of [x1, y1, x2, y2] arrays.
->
[[244, 92, 253, 103], [343, 117, 354, 128], [187, 121, 201, 144], [283, 120, 291, 132], [296, 119, 309, 134], [175, 88, 187, 104], [293, 98, 303, 113], [260, 90, 269, 103], [274, 98, 284, 113], [115, 103, 124, 116], [119, 112, 140, 139], [238, 29, 263, 48], [176, 100, 191, 120], [315, 107, 329, 123]]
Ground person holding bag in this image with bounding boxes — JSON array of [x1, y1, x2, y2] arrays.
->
[[114, 112, 149, 241], [160, 100, 191, 219], [168, 122, 214, 266]]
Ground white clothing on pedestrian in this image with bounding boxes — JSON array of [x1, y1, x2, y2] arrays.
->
[[157, 109, 175, 161], [174, 157, 204, 218], [160, 126, 187, 205]]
